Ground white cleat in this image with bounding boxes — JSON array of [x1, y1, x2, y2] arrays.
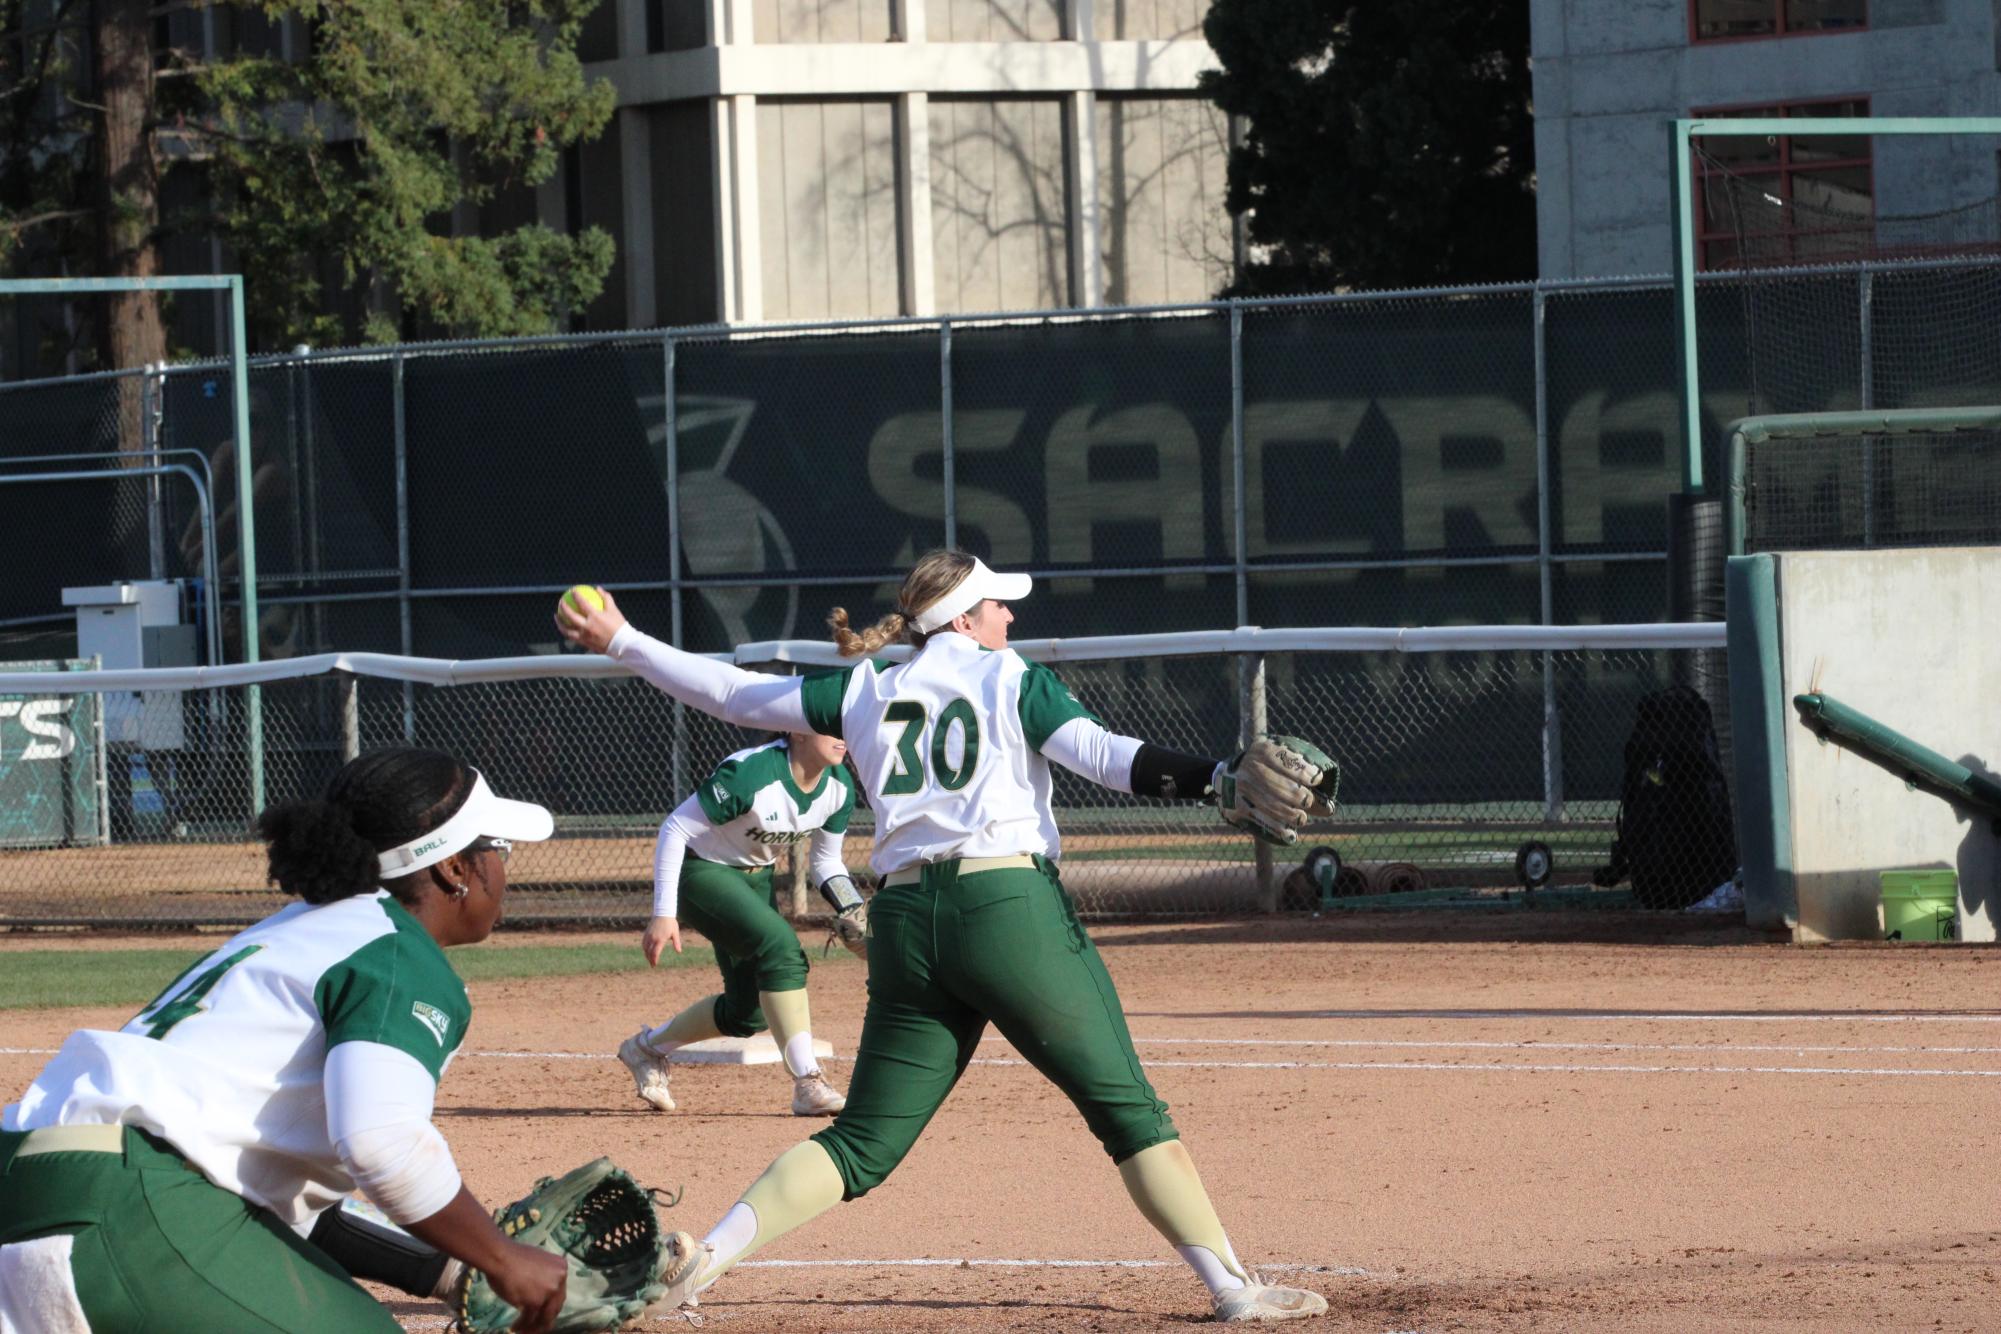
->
[[656, 1230, 719, 1309], [1212, 1277, 1329, 1323], [617, 1030, 677, 1112], [790, 1071, 847, 1117]]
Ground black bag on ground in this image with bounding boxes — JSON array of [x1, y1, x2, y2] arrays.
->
[[1594, 685, 1739, 909]]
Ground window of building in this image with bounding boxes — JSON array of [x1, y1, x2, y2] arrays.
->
[[1694, 99, 1872, 269], [1692, 0, 1865, 42]]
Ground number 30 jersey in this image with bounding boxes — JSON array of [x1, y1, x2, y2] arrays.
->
[[799, 633, 1097, 876]]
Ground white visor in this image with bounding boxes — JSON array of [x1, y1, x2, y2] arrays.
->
[[910, 558, 1033, 633], [374, 770, 555, 879]]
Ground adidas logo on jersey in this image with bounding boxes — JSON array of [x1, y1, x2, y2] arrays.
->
[[411, 1001, 451, 1046]]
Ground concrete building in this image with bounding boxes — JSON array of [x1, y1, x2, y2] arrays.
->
[[1533, 0, 2001, 279], [554, 0, 1238, 328]]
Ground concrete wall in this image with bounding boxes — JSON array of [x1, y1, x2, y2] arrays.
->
[[925, 0, 1064, 42], [1094, 0, 1207, 41], [1531, 0, 2001, 278], [569, 0, 1226, 325], [648, 101, 720, 326], [757, 100, 903, 320], [1096, 96, 1233, 305], [754, 0, 895, 45], [929, 97, 1071, 311], [1774, 547, 2001, 942]]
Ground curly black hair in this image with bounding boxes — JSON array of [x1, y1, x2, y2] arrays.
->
[[256, 748, 474, 905]]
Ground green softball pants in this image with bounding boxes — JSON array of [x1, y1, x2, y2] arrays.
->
[[0, 1124, 397, 1332], [811, 857, 1176, 1198], [678, 856, 811, 1037]]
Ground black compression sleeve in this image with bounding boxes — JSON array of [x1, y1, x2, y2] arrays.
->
[[309, 1203, 451, 1297], [1130, 744, 1221, 802]]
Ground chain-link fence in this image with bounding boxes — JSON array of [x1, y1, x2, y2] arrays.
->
[[0, 625, 1729, 926], [4, 260, 1994, 671]]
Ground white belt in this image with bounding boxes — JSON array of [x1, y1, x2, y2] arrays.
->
[[881, 853, 1040, 888], [16, 1124, 124, 1158]]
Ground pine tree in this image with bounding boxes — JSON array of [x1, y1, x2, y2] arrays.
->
[[1199, 1, 1536, 295], [0, 0, 617, 360]]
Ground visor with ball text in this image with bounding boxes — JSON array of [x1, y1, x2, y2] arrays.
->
[[375, 770, 554, 878]]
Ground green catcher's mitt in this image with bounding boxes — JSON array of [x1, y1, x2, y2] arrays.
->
[[455, 1157, 669, 1333], [1214, 735, 1340, 847]]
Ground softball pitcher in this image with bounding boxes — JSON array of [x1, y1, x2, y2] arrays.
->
[[0, 748, 566, 1332], [616, 732, 861, 1117], [557, 551, 1335, 1323]]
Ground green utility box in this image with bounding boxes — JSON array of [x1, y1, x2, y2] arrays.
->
[[1881, 870, 1959, 942]]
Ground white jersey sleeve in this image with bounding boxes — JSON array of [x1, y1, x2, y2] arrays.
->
[[1041, 716, 1144, 794], [808, 826, 850, 887], [651, 802, 701, 918], [608, 625, 811, 732], [325, 1041, 461, 1225]]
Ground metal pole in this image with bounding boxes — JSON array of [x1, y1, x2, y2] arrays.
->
[[337, 670, 360, 762], [940, 319, 955, 548], [141, 365, 165, 581], [299, 353, 325, 651], [1534, 291, 1563, 822], [1230, 305, 1272, 904], [665, 335, 687, 799], [1671, 121, 1703, 494], [1230, 304, 1248, 627], [1858, 270, 1875, 546], [89, 653, 109, 846], [393, 352, 413, 742], [229, 277, 265, 817], [1240, 650, 1274, 909]]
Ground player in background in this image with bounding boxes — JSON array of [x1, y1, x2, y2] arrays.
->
[[557, 551, 1333, 1324], [0, 748, 567, 1333], [616, 731, 861, 1117]]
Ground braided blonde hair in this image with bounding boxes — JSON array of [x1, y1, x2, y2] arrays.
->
[[828, 548, 978, 658]]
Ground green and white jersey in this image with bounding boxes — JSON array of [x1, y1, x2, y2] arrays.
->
[[1, 891, 468, 1228], [684, 740, 856, 868], [798, 634, 1097, 875]]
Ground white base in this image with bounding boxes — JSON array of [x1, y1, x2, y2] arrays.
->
[[669, 1035, 835, 1066]]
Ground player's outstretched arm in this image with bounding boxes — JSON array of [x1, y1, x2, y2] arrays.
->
[[554, 587, 810, 732], [1040, 718, 1337, 846], [325, 1042, 565, 1330], [645, 809, 697, 963]]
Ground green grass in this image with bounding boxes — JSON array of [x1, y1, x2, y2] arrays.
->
[[0, 950, 203, 1011], [0, 940, 861, 1012]]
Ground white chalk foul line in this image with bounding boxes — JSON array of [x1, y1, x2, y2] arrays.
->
[[965, 1057, 2001, 1078], [440, 1047, 2001, 1076], [1271, 1010, 2001, 1023], [735, 1259, 1367, 1274], [394, 1260, 1371, 1329], [15, 1043, 2001, 1075], [1122, 1036, 2001, 1056]]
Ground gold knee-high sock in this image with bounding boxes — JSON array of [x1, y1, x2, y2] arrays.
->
[[1117, 1141, 1250, 1284], [705, 1140, 847, 1282], [648, 995, 724, 1050], [759, 988, 816, 1076]]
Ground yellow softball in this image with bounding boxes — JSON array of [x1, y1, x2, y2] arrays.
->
[[564, 585, 605, 614]]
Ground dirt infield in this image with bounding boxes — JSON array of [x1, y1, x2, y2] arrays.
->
[[3, 916, 1997, 1332]]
